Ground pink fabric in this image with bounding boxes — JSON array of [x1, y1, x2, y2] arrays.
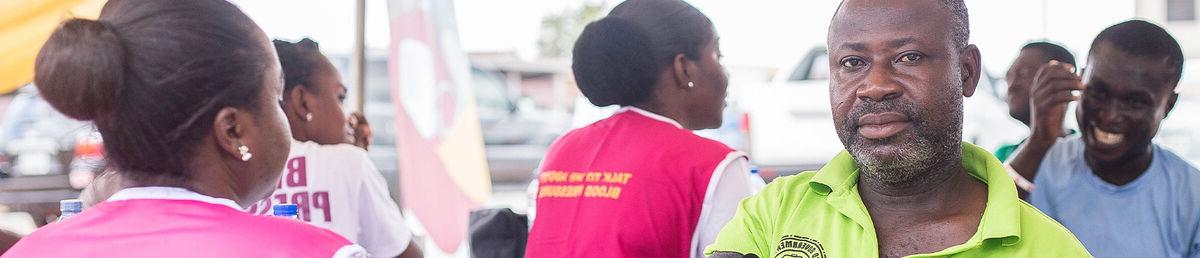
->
[[526, 111, 732, 258], [3, 199, 351, 258]]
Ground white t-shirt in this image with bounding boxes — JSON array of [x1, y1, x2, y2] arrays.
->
[[248, 140, 412, 257]]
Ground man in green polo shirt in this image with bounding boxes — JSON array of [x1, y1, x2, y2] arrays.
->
[[705, 0, 1090, 257]]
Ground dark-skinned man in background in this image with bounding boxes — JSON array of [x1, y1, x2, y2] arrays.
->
[[996, 42, 1077, 162]]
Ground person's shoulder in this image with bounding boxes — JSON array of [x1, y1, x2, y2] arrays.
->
[[1, 226, 77, 257], [231, 216, 367, 257], [619, 110, 729, 147], [5, 200, 125, 246], [1150, 144, 1200, 196], [205, 207, 357, 252], [2, 218, 73, 253], [690, 133, 736, 152], [1011, 200, 1091, 255], [309, 142, 370, 159], [1152, 143, 1200, 176], [237, 215, 353, 243]]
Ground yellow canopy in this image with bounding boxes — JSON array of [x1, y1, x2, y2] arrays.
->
[[0, 0, 106, 94]]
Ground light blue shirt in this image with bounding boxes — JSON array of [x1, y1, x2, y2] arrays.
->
[[1031, 136, 1200, 258]]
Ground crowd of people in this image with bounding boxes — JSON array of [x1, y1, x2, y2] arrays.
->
[[528, 0, 1197, 257], [0, 0, 1196, 257]]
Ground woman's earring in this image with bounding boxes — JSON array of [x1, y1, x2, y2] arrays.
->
[[687, 81, 695, 88], [238, 145, 252, 161], [305, 113, 313, 122]]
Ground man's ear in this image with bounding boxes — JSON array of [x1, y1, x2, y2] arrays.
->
[[212, 107, 246, 160], [1166, 92, 1179, 115], [960, 44, 982, 98], [671, 53, 692, 90]]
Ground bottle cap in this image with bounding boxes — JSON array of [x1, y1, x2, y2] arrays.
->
[[60, 199, 83, 213], [272, 204, 299, 217]]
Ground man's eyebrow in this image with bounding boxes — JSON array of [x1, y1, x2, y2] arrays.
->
[[836, 37, 916, 52], [840, 42, 868, 52], [887, 37, 916, 48]]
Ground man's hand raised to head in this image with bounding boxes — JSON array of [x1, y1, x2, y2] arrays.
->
[[1029, 60, 1082, 142], [1009, 60, 1084, 199], [347, 112, 372, 150]]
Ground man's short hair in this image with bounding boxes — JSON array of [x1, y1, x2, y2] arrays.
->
[[940, 0, 969, 49], [833, 0, 969, 49], [1090, 20, 1184, 87], [1021, 41, 1076, 66]]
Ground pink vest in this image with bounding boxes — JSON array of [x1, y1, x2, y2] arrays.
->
[[2, 199, 352, 258], [526, 110, 733, 258]]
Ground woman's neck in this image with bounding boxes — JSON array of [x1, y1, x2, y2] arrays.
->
[[632, 100, 690, 129]]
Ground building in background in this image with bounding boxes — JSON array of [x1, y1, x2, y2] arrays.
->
[[1137, 0, 1198, 58], [1135, 0, 1200, 95]]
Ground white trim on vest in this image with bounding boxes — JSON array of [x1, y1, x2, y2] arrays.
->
[[690, 150, 753, 258], [618, 106, 684, 129], [107, 186, 241, 210]]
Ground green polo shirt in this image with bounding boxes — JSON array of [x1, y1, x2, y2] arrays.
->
[[705, 142, 1090, 257]]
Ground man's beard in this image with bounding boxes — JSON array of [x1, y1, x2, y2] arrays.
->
[[838, 96, 962, 187]]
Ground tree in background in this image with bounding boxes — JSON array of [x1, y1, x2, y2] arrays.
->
[[538, 2, 606, 59]]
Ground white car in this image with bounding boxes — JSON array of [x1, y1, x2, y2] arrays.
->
[[735, 46, 1026, 172]]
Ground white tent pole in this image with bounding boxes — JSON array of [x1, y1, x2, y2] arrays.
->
[[352, 0, 368, 113]]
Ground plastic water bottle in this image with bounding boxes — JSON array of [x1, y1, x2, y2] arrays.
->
[[58, 199, 83, 222], [748, 165, 767, 189], [272, 204, 300, 221]]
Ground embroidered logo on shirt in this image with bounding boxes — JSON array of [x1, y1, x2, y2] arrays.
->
[[775, 235, 825, 258]]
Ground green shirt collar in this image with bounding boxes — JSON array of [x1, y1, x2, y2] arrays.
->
[[809, 142, 1022, 247]]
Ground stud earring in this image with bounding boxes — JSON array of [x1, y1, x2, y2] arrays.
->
[[238, 145, 252, 161], [687, 81, 695, 88], [305, 113, 313, 122]]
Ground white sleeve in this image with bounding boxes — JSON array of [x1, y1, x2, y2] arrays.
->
[[691, 151, 761, 258], [332, 244, 369, 258], [526, 177, 539, 231], [354, 151, 414, 257]]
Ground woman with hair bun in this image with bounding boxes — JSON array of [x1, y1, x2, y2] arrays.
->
[[2, 0, 366, 257], [526, 0, 761, 257]]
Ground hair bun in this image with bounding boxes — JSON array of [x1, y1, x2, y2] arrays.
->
[[34, 18, 125, 121], [571, 17, 658, 107]]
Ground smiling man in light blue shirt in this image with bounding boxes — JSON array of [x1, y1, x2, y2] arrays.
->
[[1033, 136, 1200, 257], [1014, 20, 1200, 258]]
